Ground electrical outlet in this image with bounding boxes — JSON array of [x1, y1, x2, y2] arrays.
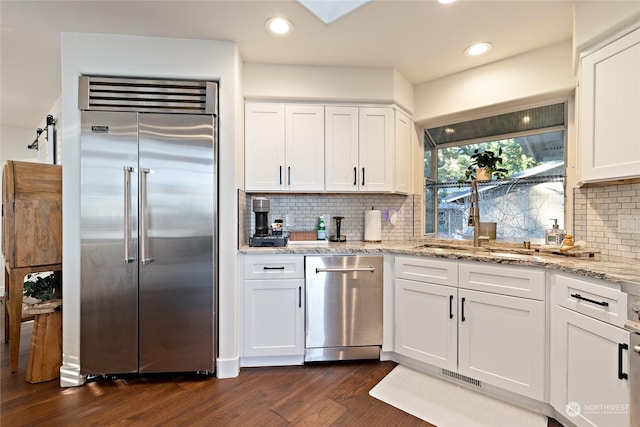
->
[[618, 215, 640, 234]]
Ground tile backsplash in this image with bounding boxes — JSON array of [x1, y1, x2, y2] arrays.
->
[[239, 191, 419, 245], [573, 182, 640, 260]]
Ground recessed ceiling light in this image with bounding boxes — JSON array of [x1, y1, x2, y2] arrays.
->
[[438, 0, 456, 4], [265, 17, 293, 35], [464, 42, 493, 57]]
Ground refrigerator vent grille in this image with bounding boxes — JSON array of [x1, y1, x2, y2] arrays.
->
[[78, 76, 217, 114]]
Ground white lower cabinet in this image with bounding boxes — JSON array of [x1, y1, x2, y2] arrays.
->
[[458, 288, 545, 400], [551, 274, 630, 427], [241, 255, 305, 366], [394, 257, 546, 401], [395, 278, 457, 371]]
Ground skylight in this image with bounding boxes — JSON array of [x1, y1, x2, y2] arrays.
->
[[297, 0, 371, 24]]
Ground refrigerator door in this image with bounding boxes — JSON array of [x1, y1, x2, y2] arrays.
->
[[80, 111, 139, 375], [138, 113, 215, 373]]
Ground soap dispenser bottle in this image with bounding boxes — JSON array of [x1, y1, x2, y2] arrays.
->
[[545, 219, 566, 245]]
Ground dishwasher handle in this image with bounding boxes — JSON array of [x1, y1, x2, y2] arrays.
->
[[315, 267, 375, 273]]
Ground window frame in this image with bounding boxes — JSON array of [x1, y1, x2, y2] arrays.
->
[[423, 101, 568, 239]]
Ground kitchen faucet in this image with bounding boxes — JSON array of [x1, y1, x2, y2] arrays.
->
[[468, 179, 489, 247]]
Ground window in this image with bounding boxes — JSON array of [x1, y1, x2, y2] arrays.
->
[[424, 103, 566, 243]]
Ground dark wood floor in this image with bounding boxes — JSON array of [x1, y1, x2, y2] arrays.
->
[[2, 306, 564, 426]]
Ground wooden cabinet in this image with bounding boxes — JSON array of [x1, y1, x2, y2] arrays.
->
[[2, 160, 62, 373], [550, 274, 630, 427], [241, 255, 305, 366], [394, 257, 546, 401], [578, 26, 640, 183], [2, 161, 62, 268], [245, 103, 324, 192]]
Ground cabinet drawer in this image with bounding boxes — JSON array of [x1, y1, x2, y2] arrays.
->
[[394, 256, 457, 287], [459, 263, 545, 300], [243, 255, 304, 279], [552, 273, 627, 328]]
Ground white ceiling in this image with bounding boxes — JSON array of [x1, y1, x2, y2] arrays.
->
[[0, 0, 574, 129]]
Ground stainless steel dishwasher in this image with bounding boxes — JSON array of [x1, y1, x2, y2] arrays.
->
[[305, 255, 383, 362]]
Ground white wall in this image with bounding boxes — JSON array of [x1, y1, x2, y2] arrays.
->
[[413, 41, 574, 126], [60, 33, 242, 386], [243, 63, 414, 114]]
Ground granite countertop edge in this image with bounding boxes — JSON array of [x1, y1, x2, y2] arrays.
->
[[239, 240, 640, 295]]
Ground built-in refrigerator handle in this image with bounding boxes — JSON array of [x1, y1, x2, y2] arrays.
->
[[140, 168, 154, 265], [123, 166, 135, 264]]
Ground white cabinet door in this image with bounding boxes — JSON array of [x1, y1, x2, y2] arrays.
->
[[394, 110, 411, 194], [551, 305, 630, 427], [325, 106, 359, 191], [243, 278, 305, 358], [394, 278, 457, 371], [285, 105, 325, 191], [579, 27, 640, 183], [458, 289, 545, 401], [359, 107, 394, 192], [245, 103, 285, 191]]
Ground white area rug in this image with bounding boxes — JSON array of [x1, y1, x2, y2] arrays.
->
[[369, 365, 546, 427]]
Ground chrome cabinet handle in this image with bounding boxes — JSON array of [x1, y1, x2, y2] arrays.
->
[[123, 166, 135, 264], [570, 293, 609, 307], [140, 168, 154, 265]]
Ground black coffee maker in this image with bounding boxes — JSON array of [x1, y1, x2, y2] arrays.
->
[[329, 216, 346, 242], [249, 197, 287, 247], [253, 197, 270, 236]]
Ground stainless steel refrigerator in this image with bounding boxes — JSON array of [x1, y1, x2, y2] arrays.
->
[[79, 77, 217, 375]]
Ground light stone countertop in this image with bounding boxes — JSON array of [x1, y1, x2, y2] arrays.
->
[[239, 239, 640, 296]]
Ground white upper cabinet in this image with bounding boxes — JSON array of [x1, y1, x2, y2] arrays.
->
[[325, 106, 360, 191], [285, 105, 325, 191], [247, 102, 410, 193], [359, 107, 394, 192], [578, 27, 640, 183], [245, 103, 324, 192], [325, 106, 403, 193], [245, 103, 285, 191], [394, 110, 411, 194]]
